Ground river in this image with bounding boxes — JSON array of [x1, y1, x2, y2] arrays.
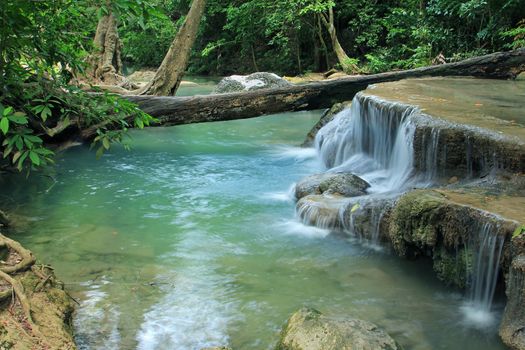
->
[[1, 78, 506, 349]]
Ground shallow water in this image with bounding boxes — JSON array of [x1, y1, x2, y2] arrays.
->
[[366, 77, 525, 141], [1, 81, 508, 350]]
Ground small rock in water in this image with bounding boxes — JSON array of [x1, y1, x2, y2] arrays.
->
[[295, 173, 370, 200], [276, 307, 400, 350]]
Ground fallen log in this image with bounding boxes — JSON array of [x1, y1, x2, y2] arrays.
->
[[82, 49, 525, 138]]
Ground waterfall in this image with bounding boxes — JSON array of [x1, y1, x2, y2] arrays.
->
[[315, 93, 418, 192], [469, 222, 504, 309], [461, 222, 505, 328]]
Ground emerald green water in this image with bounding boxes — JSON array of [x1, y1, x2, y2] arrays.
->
[[1, 82, 506, 350]]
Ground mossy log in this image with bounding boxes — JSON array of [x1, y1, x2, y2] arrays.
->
[[118, 49, 525, 128]]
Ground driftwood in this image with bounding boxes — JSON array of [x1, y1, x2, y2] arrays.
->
[[80, 49, 525, 139]]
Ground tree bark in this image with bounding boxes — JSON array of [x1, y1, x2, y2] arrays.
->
[[78, 48, 524, 135], [87, 13, 124, 84], [319, 7, 354, 73], [139, 0, 207, 96]]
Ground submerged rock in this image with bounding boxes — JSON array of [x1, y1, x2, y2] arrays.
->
[[214, 72, 291, 94], [276, 307, 399, 350], [295, 173, 370, 200], [500, 255, 525, 350]]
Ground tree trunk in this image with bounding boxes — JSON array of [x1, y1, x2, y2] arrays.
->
[[140, 0, 207, 96], [77, 48, 524, 137], [87, 13, 123, 84], [320, 7, 354, 73], [316, 15, 330, 71]]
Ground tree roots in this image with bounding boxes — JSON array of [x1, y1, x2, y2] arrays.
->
[[0, 233, 50, 339]]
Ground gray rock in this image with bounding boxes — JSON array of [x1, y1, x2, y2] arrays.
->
[[295, 173, 370, 200], [214, 72, 291, 94], [276, 307, 399, 350], [500, 255, 525, 350]]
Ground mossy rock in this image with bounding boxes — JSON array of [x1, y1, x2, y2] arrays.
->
[[276, 307, 400, 350], [433, 246, 472, 289]]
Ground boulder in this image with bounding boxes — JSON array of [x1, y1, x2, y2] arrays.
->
[[276, 307, 399, 350], [295, 173, 370, 200], [214, 72, 291, 94]]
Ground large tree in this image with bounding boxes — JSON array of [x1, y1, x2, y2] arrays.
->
[[140, 0, 207, 96], [87, 10, 124, 84]]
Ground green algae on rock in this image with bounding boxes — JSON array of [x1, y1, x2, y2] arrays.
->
[[276, 307, 399, 350]]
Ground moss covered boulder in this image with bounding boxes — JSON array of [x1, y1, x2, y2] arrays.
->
[[276, 307, 399, 350]]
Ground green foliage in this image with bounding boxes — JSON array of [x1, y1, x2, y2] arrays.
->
[[150, 0, 524, 75], [0, 0, 154, 172], [502, 19, 525, 49]]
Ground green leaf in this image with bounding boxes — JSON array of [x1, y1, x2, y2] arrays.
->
[[3, 106, 13, 116], [513, 225, 525, 238], [17, 151, 29, 171], [96, 146, 104, 159], [102, 137, 110, 150], [135, 117, 144, 129], [8, 112, 28, 124], [0, 117, 9, 135], [29, 151, 40, 166], [350, 203, 360, 213], [41, 106, 52, 121]]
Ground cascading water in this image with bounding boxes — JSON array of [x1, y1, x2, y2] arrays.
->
[[461, 222, 505, 329], [315, 93, 419, 193], [300, 91, 508, 329]]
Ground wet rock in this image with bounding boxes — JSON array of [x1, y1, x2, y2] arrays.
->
[[339, 195, 396, 243], [214, 72, 291, 94], [302, 102, 351, 147], [296, 195, 345, 229], [387, 189, 516, 288], [500, 255, 525, 350], [276, 307, 399, 350], [295, 173, 370, 200]]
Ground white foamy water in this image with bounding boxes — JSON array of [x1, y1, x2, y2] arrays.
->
[[136, 231, 240, 350], [268, 145, 319, 161], [75, 281, 121, 350], [275, 219, 331, 238], [315, 94, 418, 192], [460, 303, 499, 330]]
